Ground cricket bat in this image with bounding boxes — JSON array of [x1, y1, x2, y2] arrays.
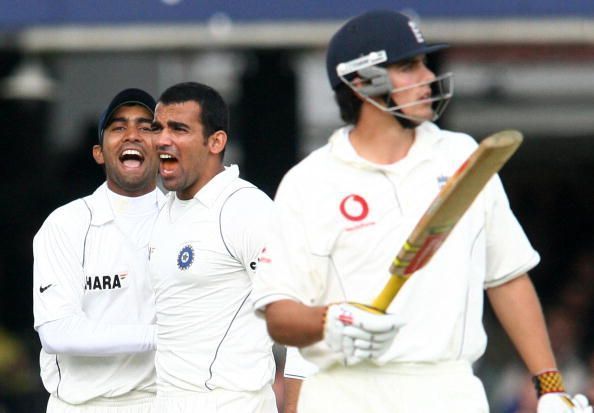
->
[[370, 130, 523, 312]]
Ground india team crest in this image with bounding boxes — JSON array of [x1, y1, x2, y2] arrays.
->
[[177, 245, 195, 270]]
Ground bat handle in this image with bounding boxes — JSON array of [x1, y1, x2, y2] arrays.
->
[[370, 274, 408, 312]]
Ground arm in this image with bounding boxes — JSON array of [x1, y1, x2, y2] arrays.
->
[[38, 315, 156, 356], [266, 299, 402, 367], [34, 205, 156, 357], [487, 273, 556, 374], [265, 300, 326, 347], [488, 275, 593, 412], [283, 345, 319, 413], [284, 378, 303, 413]]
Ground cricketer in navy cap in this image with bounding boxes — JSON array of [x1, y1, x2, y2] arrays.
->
[[98, 88, 156, 144]]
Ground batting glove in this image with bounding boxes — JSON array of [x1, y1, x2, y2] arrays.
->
[[534, 369, 592, 413], [537, 394, 592, 413], [323, 302, 402, 365]]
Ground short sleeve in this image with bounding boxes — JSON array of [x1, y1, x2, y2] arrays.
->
[[220, 188, 275, 277], [252, 172, 328, 312], [284, 346, 320, 379], [483, 175, 540, 288]]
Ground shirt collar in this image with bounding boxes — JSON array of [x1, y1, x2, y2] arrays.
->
[[88, 182, 166, 225], [190, 164, 240, 208], [329, 121, 443, 173]]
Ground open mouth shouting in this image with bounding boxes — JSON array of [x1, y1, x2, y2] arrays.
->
[[119, 148, 145, 169], [159, 152, 178, 179]]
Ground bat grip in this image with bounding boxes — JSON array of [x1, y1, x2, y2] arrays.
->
[[370, 274, 407, 312]]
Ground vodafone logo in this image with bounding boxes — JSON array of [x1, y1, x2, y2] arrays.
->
[[339, 194, 369, 221]]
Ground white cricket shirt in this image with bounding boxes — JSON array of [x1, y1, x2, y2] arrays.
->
[[253, 122, 540, 369], [33, 183, 165, 404], [149, 165, 276, 395]]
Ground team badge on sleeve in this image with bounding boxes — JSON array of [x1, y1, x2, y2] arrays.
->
[[177, 245, 195, 270]]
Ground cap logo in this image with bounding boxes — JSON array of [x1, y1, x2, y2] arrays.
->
[[408, 21, 425, 43]]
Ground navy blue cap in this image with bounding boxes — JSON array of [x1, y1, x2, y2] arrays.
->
[[326, 10, 449, 90], [97, 88, 156, 143]]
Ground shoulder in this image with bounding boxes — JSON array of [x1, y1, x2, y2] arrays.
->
[[421, 122, 477, 149], [34, 197, 93, 245], [223, 181, 274, 217], [418, 122, 479, 165], [219, 181, 275, 244], [43, 197, 92, 228], [277, 142, 333, 198]]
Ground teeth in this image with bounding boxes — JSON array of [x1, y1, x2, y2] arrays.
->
[[123, 149, 141, 156], [160, 154, 173, 159]]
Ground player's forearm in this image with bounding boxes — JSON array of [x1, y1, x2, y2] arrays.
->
[[265, 300, 326, 347], [284, 377, 303, 413], [487, 273, 557, 374], [38, 315, 156, 356]]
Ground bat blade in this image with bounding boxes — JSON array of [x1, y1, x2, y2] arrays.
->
[[371, 130, 523, 312]]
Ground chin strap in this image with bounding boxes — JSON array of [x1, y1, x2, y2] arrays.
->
[[533, 369, 566, 398]]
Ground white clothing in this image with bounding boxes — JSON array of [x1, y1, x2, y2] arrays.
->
[[284, 347, 319, 380], [253, 122, 539, 369], [153, 386, 277, 413], [148, 165, 276, 399], [33, 184, 165, 405], [38, 314, 156, 356], [47, 392, 154, 413], [298, 361, 488, 413]]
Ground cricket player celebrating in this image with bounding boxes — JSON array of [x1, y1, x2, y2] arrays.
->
[[33, 88, 164, 412], [148, 82, 277, 412], [252, 10, 592, 413]]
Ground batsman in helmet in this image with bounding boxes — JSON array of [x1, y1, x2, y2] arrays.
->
[[253, 9, 592, 413]]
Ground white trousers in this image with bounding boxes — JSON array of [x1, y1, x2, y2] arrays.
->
[[153, 385, 278, 413], [47, 393, 154, 413], [298, 360, 489, 413]]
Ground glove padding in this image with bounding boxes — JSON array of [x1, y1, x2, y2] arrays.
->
[[538, 393, 592, 413], [323, 302, 402, 365]]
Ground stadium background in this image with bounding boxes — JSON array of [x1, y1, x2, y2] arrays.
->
[[0, 1, 593, 411]]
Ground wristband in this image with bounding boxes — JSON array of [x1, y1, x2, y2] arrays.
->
[[532, 369, 566, 398]]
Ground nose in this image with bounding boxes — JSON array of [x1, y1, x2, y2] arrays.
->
[[123, 124, 141, 142], [420, 62, 436, 82], [154, 127, 172, 149]]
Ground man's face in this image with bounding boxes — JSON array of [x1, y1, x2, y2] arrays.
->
[[152, 101, 212, 200], [386, 54, 437, 121], [93, 104, 158, 196]]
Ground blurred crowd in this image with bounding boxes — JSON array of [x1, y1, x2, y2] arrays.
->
[[480, 245, 594, 413]]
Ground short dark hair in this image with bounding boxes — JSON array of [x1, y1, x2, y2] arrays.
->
[[158, 82, 229, 138], [334, 83, 363, 125]]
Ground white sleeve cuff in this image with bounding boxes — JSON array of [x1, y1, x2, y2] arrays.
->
[[284, 346, 319, 379], [252, 293, 302, 316]]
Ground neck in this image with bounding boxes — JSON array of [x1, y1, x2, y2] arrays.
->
[[106, 181, 156, 197], [177, 164, 225, 200], [349, 103, 416, 164], [107, 187, 157, 216]]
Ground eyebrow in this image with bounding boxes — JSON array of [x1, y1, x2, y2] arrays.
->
[[167, 120, 189, 129]]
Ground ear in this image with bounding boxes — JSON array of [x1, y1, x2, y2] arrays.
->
[[92, 144, 105, 165], [208, 130, 227, 155]]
